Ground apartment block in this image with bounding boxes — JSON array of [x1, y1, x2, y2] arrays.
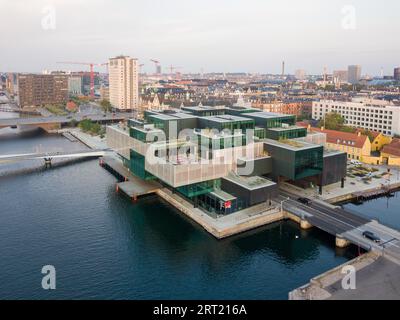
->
[[348, 65, 362, 84], [108, 55, 139, 110], [394, 67, 400, 81], [312, 99, 400, 136], [17, 74, 68, 107]]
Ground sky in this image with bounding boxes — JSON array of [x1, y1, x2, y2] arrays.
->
[[0, 0, 399, 75]]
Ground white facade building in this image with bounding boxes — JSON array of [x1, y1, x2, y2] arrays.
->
[[108, 56, 139, 110], [312, 99, 400, 136]]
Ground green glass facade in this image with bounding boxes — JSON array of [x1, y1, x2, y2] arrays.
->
[[254, 127, 267, 140], [130, 127, 147, 142], [129, 150, 156, 180], [245, 113, 296, 129], [264, 116, 296, 128], [294, 148, 324, 180], [264, 141, 324, 181], [266, 127, 307, 140], [199, 135, 244, 150], [177, 179, 220, 198]]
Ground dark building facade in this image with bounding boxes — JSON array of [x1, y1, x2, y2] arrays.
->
[[263, 139, 324, 182], [221, 175, 278, 208], [17, 74, 68, 107], [395, 67, 400, 81]]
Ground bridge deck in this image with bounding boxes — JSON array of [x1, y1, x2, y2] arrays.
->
[[280, 190, 400, 261]]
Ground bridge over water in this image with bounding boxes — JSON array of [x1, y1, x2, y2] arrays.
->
[[279, 190, 400, 262], [0, 149, 109, 167], [0, 113, 132, 131]]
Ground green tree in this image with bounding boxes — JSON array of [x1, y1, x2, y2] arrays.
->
[[318, 112, 346, 130], [100, 99, 112, 112]]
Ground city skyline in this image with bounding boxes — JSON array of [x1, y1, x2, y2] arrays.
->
[[1, 0, 399, 75]]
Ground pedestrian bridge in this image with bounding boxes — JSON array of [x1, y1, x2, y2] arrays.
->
[[0, 149, 109, 165]]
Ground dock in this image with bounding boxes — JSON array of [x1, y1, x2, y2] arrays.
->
[[289, 252, 400, 300], [353, 186, 397, 202], [100, 156, 161, 200]]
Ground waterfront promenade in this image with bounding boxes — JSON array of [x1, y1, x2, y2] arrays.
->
[[281, 164, 400, 204]]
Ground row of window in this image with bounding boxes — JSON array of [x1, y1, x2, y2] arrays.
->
[[317, 104, 393, 115]]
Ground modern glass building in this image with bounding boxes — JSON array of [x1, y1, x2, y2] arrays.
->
[[107, 106, 347, 216], [243, 112, 296, 128], [266, 126, 307, 140], [264, 139, 324, 181]]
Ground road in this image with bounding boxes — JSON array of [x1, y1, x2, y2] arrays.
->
[[0, 112, 132, 127], [278, 190, 400, 260], [278, 190, 370, 234]]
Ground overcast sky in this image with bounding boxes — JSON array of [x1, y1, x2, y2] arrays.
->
[[1, 0, 399, 75]]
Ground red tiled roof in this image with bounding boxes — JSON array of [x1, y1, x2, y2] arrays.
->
[[382, 139, 400, 157], [355, 128, 380, 139], [308, 127, 368, 149], [296, 121, 310, 127]]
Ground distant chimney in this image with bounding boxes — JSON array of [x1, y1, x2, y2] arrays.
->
[[307, 124, 311, 132], [321, 126, 324, 131], [358, 131, 361, 137]]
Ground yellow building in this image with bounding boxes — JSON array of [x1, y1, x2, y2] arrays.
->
[[381, 139, 400, 166], [370, 132, 392, 152], [308, 127, 371, 162]]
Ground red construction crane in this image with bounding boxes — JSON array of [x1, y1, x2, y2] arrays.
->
[[57, 61, 107, 98], [169, 65, 182, 74]]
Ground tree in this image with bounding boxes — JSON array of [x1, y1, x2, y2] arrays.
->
[[100, 99, 112, 112], [318, 112, 346, 130]]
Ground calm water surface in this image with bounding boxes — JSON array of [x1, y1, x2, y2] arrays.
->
[[0, 129, 364, 299]]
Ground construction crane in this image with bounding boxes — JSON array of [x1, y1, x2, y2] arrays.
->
[[57, 61, 107, 98], [169, 65, 182, 74], [150, 59, 161, 74]]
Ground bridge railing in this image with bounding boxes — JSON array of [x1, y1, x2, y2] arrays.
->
[[282, 202, 312, 219], [340, 206, 381, 224]]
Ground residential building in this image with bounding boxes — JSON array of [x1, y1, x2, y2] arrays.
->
[[304, 127, 371, 162], [71, 71, 100, 95], [333, 70, 348, 83], [17, 74, 68, 107], [381, 139, 400, 166], [108, 55, 139, 110], [348, 65, 362, 84], [6, 73, 18, 96], [295, 69, 306, 81], [68, 76, 82, 96], [312, 99, 400, 136], [394, 67, 400, 81], [366, 131, 392, 152], [99, 85, 109, 101]]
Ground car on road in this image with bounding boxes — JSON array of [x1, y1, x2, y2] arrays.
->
[[362, 231, 381, 243], [297, 197, 312, 205]]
